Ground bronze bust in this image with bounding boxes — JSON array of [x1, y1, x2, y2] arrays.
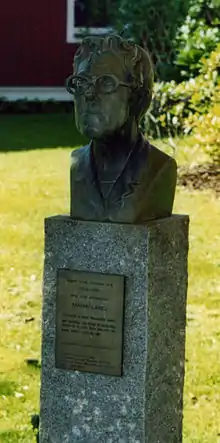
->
[[66, 35, 177, 223]]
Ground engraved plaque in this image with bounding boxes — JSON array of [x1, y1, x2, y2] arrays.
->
[[55, 269, 125, 376]]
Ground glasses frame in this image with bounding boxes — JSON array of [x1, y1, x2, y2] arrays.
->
[[65, 74, 133, 96]]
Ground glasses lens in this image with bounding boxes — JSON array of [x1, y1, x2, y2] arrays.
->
[[66, 76, 75, 94], [66, 76, 89, 95], [74, 77, 89, 94], [97, 75, 117, 93]]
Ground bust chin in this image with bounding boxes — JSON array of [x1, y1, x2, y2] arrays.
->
[[67, 35, 177, 224]]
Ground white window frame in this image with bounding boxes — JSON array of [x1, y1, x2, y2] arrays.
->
[[66, 0, 113, 43]]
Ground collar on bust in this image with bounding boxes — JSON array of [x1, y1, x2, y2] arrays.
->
[[88, 133, 148, 202]]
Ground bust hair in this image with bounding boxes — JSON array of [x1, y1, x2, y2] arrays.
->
[[73, 35, 154, 122]]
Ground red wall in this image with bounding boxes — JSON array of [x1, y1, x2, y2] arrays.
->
[[0, 0, 77, 86]]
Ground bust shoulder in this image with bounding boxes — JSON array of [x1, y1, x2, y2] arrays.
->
[[71, 144, 90, 166], [147, 143, 177, 171], [70, 144, 91, 180]]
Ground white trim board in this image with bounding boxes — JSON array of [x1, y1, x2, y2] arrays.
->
[[0, 87, 72, 101]]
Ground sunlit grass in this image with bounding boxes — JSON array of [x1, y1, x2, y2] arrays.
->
[[154, 136, 211, 166], [0, 130, 219, 442]]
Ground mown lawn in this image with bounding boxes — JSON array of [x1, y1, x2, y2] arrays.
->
[[0, 113, 87, 152], [0, 115, 219, 442]]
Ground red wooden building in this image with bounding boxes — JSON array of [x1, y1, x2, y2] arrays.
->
[[0, 0, 113, 100]]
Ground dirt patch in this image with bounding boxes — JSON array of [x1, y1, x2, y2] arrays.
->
[[178, 163, 220, 196]]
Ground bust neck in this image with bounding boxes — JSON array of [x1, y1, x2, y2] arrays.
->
[[92, 119, 140, 173]]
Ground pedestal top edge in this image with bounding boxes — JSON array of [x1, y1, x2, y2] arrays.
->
[[44, 214, 189, 229]]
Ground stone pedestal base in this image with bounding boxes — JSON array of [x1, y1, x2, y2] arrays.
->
[[40, 215, 189, 443]]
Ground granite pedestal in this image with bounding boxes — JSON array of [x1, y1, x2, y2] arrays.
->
[[40, 215, 189, 443]]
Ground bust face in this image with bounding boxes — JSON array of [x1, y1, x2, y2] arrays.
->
[[73, 52, 131, 139]]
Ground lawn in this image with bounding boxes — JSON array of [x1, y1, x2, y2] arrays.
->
[[0, 115, 219, 442], [0, 113, 87, 151]]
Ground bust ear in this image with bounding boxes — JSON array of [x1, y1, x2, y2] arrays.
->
[[128, 86, 145, 122], [134, 86, 152, 122]]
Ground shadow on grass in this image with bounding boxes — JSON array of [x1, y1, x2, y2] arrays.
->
[[0, 113, 88, 152]]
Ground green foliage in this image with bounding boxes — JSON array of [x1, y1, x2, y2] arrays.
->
[[185, 104, 220, 163], [176, 22, 219, 79], [112, 0, 220, 82], [112, 0, 190, 80], [147, 45, 220, 162], [175, 0, 220, 79], [184, 49, 220, 162]]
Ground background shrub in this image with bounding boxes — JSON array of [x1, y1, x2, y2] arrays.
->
[[113, 0, 220, 81], [175, 0, 220, 79], [146, 45, 220, 162], [112, 0, 190, 81]]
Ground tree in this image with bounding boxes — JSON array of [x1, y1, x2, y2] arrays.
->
[[111, 0, 190, 81]]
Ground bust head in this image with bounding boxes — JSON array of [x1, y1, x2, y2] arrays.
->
[[66, 35, 154, 139]]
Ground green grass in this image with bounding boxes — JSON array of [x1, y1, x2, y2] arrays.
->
[[0, 115, 219, 442], [0, 113, 87, 151]]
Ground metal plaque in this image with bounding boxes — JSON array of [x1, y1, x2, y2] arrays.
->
[[55, 269, 125, 376]]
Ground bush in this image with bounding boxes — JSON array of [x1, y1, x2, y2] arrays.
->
[[184, 49, 220, 162], [185, 105, 220, 163], [175, 0, 220, 79], [146, 44, 220, 162]]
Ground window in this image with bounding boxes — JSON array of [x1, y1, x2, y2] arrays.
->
[[66, 0, 115, 43]]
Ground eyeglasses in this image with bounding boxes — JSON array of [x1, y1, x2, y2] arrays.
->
[[66, 74, 133, 95]]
